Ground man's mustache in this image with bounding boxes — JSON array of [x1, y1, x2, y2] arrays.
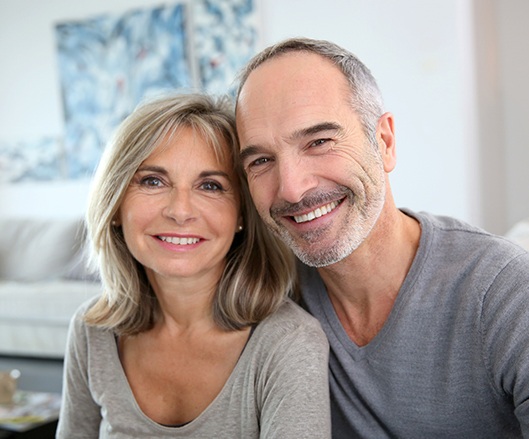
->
[[270, 186, 351, 218]]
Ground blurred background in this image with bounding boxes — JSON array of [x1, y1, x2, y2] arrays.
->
[[0, 0, 528, 236]]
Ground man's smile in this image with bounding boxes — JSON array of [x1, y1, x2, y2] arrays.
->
[[292, 200, 341, 224]]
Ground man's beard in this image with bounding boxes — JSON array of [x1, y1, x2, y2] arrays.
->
[[266, 182, 385, 268]]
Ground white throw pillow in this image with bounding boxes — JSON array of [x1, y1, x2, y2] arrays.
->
[[505, 219, 529, 251], [0, 218, 85, 282]]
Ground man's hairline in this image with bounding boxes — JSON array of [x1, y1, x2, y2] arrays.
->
[[235, 48, 356, 130], [235, 49, 373, 157]]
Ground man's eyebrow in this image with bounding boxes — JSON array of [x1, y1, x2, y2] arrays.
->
[[239, 122, 342, 162], [239, 145, 263, 162], [289, 122, 343, 141]]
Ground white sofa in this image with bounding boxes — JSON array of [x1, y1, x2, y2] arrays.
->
[[0, 215, 526, 360], [505, 219, 529, 251], [0, 218, 100, 358]]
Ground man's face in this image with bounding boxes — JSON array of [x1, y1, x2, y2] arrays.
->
[[236, 52, 391, 267]]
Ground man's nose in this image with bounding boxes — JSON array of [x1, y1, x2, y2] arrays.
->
[[276, 158, 317, 204]]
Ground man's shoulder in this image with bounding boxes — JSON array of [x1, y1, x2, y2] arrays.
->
[[404, 208, 487, 236], [409, 209, 527, 257], [403, 210, 529, 299]]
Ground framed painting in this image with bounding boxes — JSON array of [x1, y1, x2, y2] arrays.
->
[[54, 0, 260, 180]]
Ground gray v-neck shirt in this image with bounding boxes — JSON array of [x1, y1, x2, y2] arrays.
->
[[301, 209, 529, 438]]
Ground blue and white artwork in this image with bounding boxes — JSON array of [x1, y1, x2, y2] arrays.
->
[[56, 4, 191, 178], [0, 137, 64, 183], [193, 0, 260, 95], [0, 0, 260, 183]]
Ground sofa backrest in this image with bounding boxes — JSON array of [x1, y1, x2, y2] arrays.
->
[[505, 219, 529, 252], [0, 217, 94, 282]]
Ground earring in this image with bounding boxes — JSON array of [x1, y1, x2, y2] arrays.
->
[[238, 225, 243, 231], [111, 220, 117, 226]]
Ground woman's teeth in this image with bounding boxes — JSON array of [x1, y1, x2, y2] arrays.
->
[[159, 236, 199, 245]]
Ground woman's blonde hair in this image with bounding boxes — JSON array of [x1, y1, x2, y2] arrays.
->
[[84, 93, 297, 335]]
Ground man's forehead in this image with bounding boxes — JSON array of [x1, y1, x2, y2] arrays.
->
[[237, 53, 350, 129], [238, 51, 342, 102], [235, 52, 357, 154]]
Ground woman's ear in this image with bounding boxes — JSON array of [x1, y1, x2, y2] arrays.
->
[[111, 211, 121, 227], [236, 214, 244, 233], [377, 112, 397, 173]]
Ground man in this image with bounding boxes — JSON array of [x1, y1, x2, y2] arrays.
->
[[235, 37, 529, 438]]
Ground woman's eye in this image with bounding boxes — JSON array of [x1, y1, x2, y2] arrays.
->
[[201, 181, 223, 191], [140, 176, 163, 187]]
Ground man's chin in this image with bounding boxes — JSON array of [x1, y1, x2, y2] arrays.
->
[[293, 247, 347, 268], [266, 221, 351, 265], [285, 236, 350, 267]]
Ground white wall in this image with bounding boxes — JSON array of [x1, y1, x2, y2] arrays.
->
[[496, 0, 529, 231], [473, 0, 529, 234], [0, 0, 180, 218], [259, 0, 478, 226], [2, 0, 524, 235]]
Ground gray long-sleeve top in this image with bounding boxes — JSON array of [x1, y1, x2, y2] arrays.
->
[[57, 298, 331, 438]]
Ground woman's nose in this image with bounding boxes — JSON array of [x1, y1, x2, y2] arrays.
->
[[162, 188, 197, 224]]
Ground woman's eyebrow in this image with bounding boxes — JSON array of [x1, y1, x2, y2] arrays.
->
[[136, 166, 229, 179], [198, 170, 230, 179], [136, 165, 168, 175]]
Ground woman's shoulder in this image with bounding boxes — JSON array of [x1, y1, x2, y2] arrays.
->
[[255, 298, 327, 346], [68, 295, 114, 343], [270, 298, 321, 324], [243, 299, 329, 380]]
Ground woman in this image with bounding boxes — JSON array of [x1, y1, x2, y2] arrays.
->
[[56, 93, 330, 438]]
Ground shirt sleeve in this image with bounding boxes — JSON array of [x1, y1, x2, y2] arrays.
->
[[56, 307, 102, 438], [257, 318, 331, 439], [482, 252, 529, 437]]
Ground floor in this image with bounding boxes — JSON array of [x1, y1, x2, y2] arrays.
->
[[0, 355, 63, 394]]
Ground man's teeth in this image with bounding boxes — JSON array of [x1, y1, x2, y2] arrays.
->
[[293, 201, 339, 224], [159, 236, 199, 245]]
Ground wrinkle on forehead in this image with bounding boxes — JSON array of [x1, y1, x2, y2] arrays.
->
[[237, 52, 351, 109], [236, 52, 354, 150]]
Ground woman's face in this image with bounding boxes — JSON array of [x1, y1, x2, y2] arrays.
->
[[119, 126, 240, 287]]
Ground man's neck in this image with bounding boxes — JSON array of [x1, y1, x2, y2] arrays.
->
[[317, 208, 421, 346]]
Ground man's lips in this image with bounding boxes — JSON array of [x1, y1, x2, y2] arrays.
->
[[270, 188, 350, 226]]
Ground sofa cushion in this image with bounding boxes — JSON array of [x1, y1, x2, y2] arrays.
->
[[0, 218, 86, 282], [505, 219, 529, 251], [0, 279, 101, 357]]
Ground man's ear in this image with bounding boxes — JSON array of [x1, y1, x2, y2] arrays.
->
[[377, 112, 397, 173]]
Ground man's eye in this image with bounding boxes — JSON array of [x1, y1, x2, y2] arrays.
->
[[249, 157, 270, 168], [310, 138, 330, 148]]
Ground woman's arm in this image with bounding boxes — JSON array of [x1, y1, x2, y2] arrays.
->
[[257, 310, 331, 439], [56, 306, 102, 438]]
